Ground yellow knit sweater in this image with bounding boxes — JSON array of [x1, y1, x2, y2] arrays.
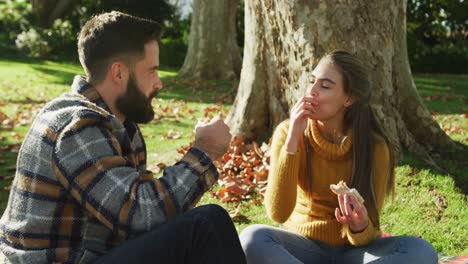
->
[[265, 120, 391, 246]]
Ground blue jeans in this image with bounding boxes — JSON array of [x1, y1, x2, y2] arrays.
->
[[95, 204, 246, 264], [239, 224, 438, 264]]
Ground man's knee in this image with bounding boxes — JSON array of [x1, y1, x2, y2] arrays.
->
[[193, 204, 230, 220]]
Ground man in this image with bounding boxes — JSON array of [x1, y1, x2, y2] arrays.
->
[[0, 11, 246, 264]]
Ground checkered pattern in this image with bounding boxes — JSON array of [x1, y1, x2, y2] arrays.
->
[[0, 76, 218, 263]]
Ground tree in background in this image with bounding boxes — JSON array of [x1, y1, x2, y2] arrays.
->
[[406, 0, 467, 73], [31, 0, 78, 28], [179, 0, 242, 80], [0, 0, 179, 59], [227, 0, 460, 169], [408, 0, 466, 44]]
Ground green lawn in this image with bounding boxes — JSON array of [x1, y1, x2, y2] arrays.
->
[[0, 57, 466, 256]]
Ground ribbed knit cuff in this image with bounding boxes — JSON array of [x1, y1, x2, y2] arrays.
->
[[275, 147, 301, 182], [346, 220, 378, 246], [264, 147, 302, 223]]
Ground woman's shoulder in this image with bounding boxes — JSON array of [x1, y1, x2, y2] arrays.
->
[[371, 131, 390, 155], [278, 119, 290, 129], [273, 119, 290, 134], [371, 131, 386, 143], [271, 119, 291, 143]]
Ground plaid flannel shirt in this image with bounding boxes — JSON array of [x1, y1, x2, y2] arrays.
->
[[0, 76, 218, 264]]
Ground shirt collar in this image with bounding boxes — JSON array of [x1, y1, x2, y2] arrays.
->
[[71, 75, 112, 114]]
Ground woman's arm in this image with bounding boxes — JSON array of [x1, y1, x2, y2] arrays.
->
[[345, 140, 391, 245], [264, 121, 302, 223]]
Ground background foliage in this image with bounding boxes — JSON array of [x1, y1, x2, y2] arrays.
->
[[407, 0, 467, 73], [0, 0, 467, 257], [1, 0, 465, 72]]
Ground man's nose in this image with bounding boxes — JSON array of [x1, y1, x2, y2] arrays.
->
[[154, 79, 163, 91]]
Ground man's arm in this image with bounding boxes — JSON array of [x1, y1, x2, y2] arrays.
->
[[52, 116, 228, 239]]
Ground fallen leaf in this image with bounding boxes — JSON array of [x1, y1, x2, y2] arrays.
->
[[0, 175, 14, 180], [179, 136, 272, 204]]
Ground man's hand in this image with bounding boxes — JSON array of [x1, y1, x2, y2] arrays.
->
[[193, 116, 232, 161]]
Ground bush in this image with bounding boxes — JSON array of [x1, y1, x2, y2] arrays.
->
[[0, 0, 32, 53], [13, 19, 75, 59], [159, 37, 188, 68], [407, 31, 468, 74], [15, 28, 50, 58], [0, 1, 76, 59]]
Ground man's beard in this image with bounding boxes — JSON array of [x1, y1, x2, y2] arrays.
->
[[116, 74, 156, 124]]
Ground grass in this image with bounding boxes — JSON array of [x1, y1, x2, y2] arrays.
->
[[0, 57, 467, 256]]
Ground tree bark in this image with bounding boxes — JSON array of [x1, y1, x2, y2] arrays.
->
[[31, 0, 77, 28], [179, 0, 242, 80], [227, 0, 457, 166]]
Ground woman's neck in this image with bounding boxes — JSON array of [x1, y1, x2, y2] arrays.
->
[[316, 119, 347, 144]]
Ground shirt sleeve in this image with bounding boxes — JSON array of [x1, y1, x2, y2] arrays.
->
[[52, 116, 218, 239], [264, 120, 302, 223], [346, 140, 391, 246]]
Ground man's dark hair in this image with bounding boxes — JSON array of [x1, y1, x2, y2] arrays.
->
[[78, 11, 162, 84]]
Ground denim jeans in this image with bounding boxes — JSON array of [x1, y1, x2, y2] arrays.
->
[[239, 224, 438, 264], [95, 204, 246, 264]]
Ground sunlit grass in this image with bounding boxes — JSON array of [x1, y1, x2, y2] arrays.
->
[[0, 57, 466, 256]]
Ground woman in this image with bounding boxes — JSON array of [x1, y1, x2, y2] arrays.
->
[[239, 51, 438, 263]]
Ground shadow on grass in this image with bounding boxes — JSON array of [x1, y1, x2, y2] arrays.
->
[[30, 65, 78, 86], [413, 74, 468, 115], [414, 74, 468, 96], [399, 143, 468, 195], [0, 148, 18, 214], [158, 76, 237, 105]]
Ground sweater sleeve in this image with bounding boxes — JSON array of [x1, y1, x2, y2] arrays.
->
[[346, 140, 391, 246], [52, 116, 218, 239], [264, 120, 302, 223]]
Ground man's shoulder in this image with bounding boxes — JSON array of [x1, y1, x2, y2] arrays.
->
[[38, 92, 112, 130]]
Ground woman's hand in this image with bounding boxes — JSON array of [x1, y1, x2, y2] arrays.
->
[[335, 194, 369, 233], [285, 96, 318, 152]]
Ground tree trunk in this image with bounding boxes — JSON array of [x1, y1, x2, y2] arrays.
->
[[227, 0, 457, 166], [179, 0, 242, 80], [31, 0, 77, 28]]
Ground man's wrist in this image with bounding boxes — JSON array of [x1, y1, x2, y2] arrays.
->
[[190, 146, 213, 165]]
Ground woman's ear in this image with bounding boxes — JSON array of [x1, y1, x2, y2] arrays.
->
[[344, 96, 355, 107]]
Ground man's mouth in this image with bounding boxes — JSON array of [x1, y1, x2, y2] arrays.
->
[[149, 91, 158, 101]]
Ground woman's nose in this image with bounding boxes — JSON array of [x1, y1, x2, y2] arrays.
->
[[308, 84, 318, 97]]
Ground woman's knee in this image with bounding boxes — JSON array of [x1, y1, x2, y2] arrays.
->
[[239, 225, 276, 253], [401, 236, 438, 263]]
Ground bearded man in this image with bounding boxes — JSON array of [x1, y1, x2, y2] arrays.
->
[[0, 11, 246, 264]]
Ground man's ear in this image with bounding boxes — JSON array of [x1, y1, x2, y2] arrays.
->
[[109, 61, 129, 87], [344, 96, 355, 107]]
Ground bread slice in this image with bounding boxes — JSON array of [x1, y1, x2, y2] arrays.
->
[[330, 180, 364, 204]]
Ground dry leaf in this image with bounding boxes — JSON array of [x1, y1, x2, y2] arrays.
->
[[179, 137, 271, 204]]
